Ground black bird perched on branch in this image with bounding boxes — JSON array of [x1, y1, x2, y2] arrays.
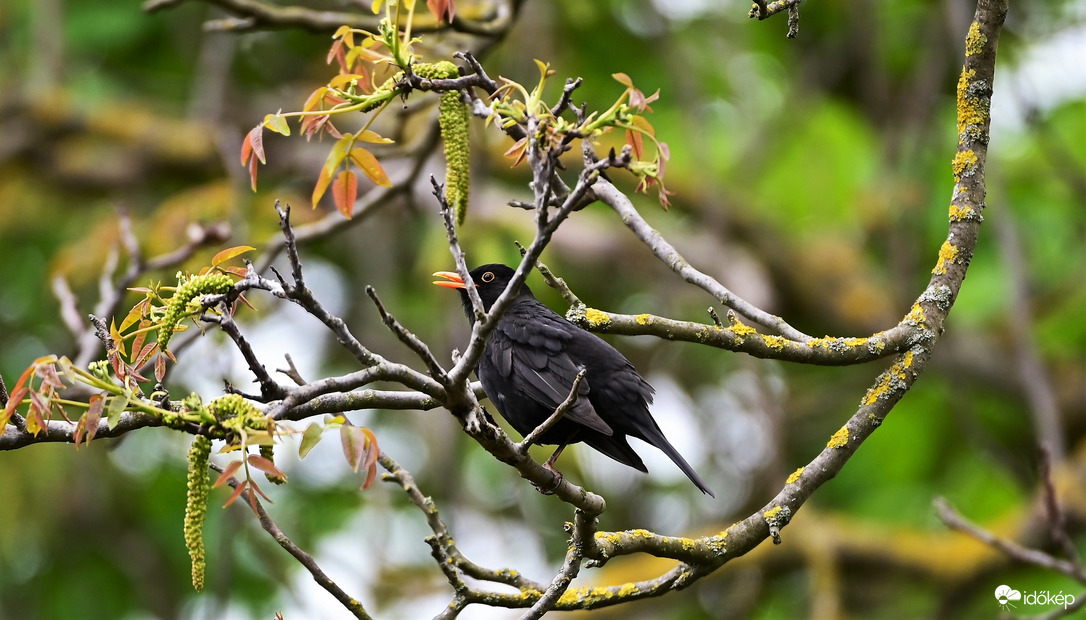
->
[[434, 263, 714, 496]]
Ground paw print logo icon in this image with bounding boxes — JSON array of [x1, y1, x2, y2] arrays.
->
[[995, 585, 1022, 610]]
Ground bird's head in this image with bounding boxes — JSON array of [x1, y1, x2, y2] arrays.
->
[[433, 263, 528, 314]]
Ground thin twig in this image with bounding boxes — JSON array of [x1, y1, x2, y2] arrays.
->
[[514, 242, 583, 307], [592, 178, 812, 342], [935, 497, 1086, 583], [209, 463, 374, 619], [379, 453, 547, 593], [1039, 446, 1082, 568], [365, 285, 449, 384], [276, 354, 307, 386], [200, 300, 286, 401], [517, 369, 586, 454], [520, 511, 588, 619]]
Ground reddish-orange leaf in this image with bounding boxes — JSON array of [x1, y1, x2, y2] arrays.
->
[[0, 386, 28, 428], [324, 119, 343, 139], [248, 152, 260, 192], [332, 169, 358, 218], [9, 364, 37, 397], [214, 460, 244, 488], [362, 462, 378, 490], [241, 131, 253, 167], [340, 423, 366, 472], [303, 114, 330, 141], [349, 148, 392, 187], [427, 0, 456, 22], [327, 38, 347, 70], [248, 478, 273, 503], [29, 389, 50, 415], [212, 245, 256, 267], [242, 125, 265, 166], [35, 363, 65, 390], [625, 128, 644, 160], [109, 351, 126, 383], [154, 353, 167, 382], [222, 265, 250, 279], [247, 455, 287, 481], [132, 341, 157, 369], [302, 87, 329, 114], [74, 417, 87, 449], [360, 427, 379, 490], [223, 480, 248, 508], [127, 364, 149, 384], [131, 320, 149, 363], [504, 137, 529, 167], [628, 114, 655, 137], [85, 394, 104, 444], [612, 72, 634, 89]]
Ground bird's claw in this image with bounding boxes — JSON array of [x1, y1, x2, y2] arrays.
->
[[532, 463, 564, 495]]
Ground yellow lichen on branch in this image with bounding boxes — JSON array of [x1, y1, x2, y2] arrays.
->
[[827, 426, 849, 449], [862, 351, 915, 407], [583, 308, 612, 328], [965, 21, 986, 56], [956, 67, 988, 143], [932, 240, 959, 275]]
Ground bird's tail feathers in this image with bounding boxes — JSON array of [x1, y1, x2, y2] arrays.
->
[[645, 430, 715, 497]]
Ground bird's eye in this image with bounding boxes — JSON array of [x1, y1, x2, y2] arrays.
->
[[481, 271, 495, 283]]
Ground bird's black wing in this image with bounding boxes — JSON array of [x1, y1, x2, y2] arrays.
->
[[485, 302, 614, 436]]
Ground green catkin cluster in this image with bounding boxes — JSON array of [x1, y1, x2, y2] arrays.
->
[[158, 272, 234, 350], [415, 61, 470, 225], [439, 90, 471, 225], [207, 393, 253, 422], [208, 395, 284, 484], [184, 434, 211, 592]]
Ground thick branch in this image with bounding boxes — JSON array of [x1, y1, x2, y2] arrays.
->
[[145, 0, 526, 36]]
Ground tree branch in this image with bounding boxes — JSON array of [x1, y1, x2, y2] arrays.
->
[[210, 463, 374, 619]]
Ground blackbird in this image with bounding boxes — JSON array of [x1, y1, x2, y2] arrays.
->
[[434, 263, 714, 496]]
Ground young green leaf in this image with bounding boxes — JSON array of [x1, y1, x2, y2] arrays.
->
[[106, 394, 129, 430], [264, 113, 291, 136], [299, 422, 323, 458]]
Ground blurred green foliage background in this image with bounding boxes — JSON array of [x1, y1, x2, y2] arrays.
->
[[1, 0, 1084, 618]]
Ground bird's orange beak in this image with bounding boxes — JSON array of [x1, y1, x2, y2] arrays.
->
[[432, 271, 470, 289]]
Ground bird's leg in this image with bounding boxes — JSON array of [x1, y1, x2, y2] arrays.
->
[[533, 443, 567, 495]]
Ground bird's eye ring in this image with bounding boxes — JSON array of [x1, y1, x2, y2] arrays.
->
[[481, 271, 495, 282]]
